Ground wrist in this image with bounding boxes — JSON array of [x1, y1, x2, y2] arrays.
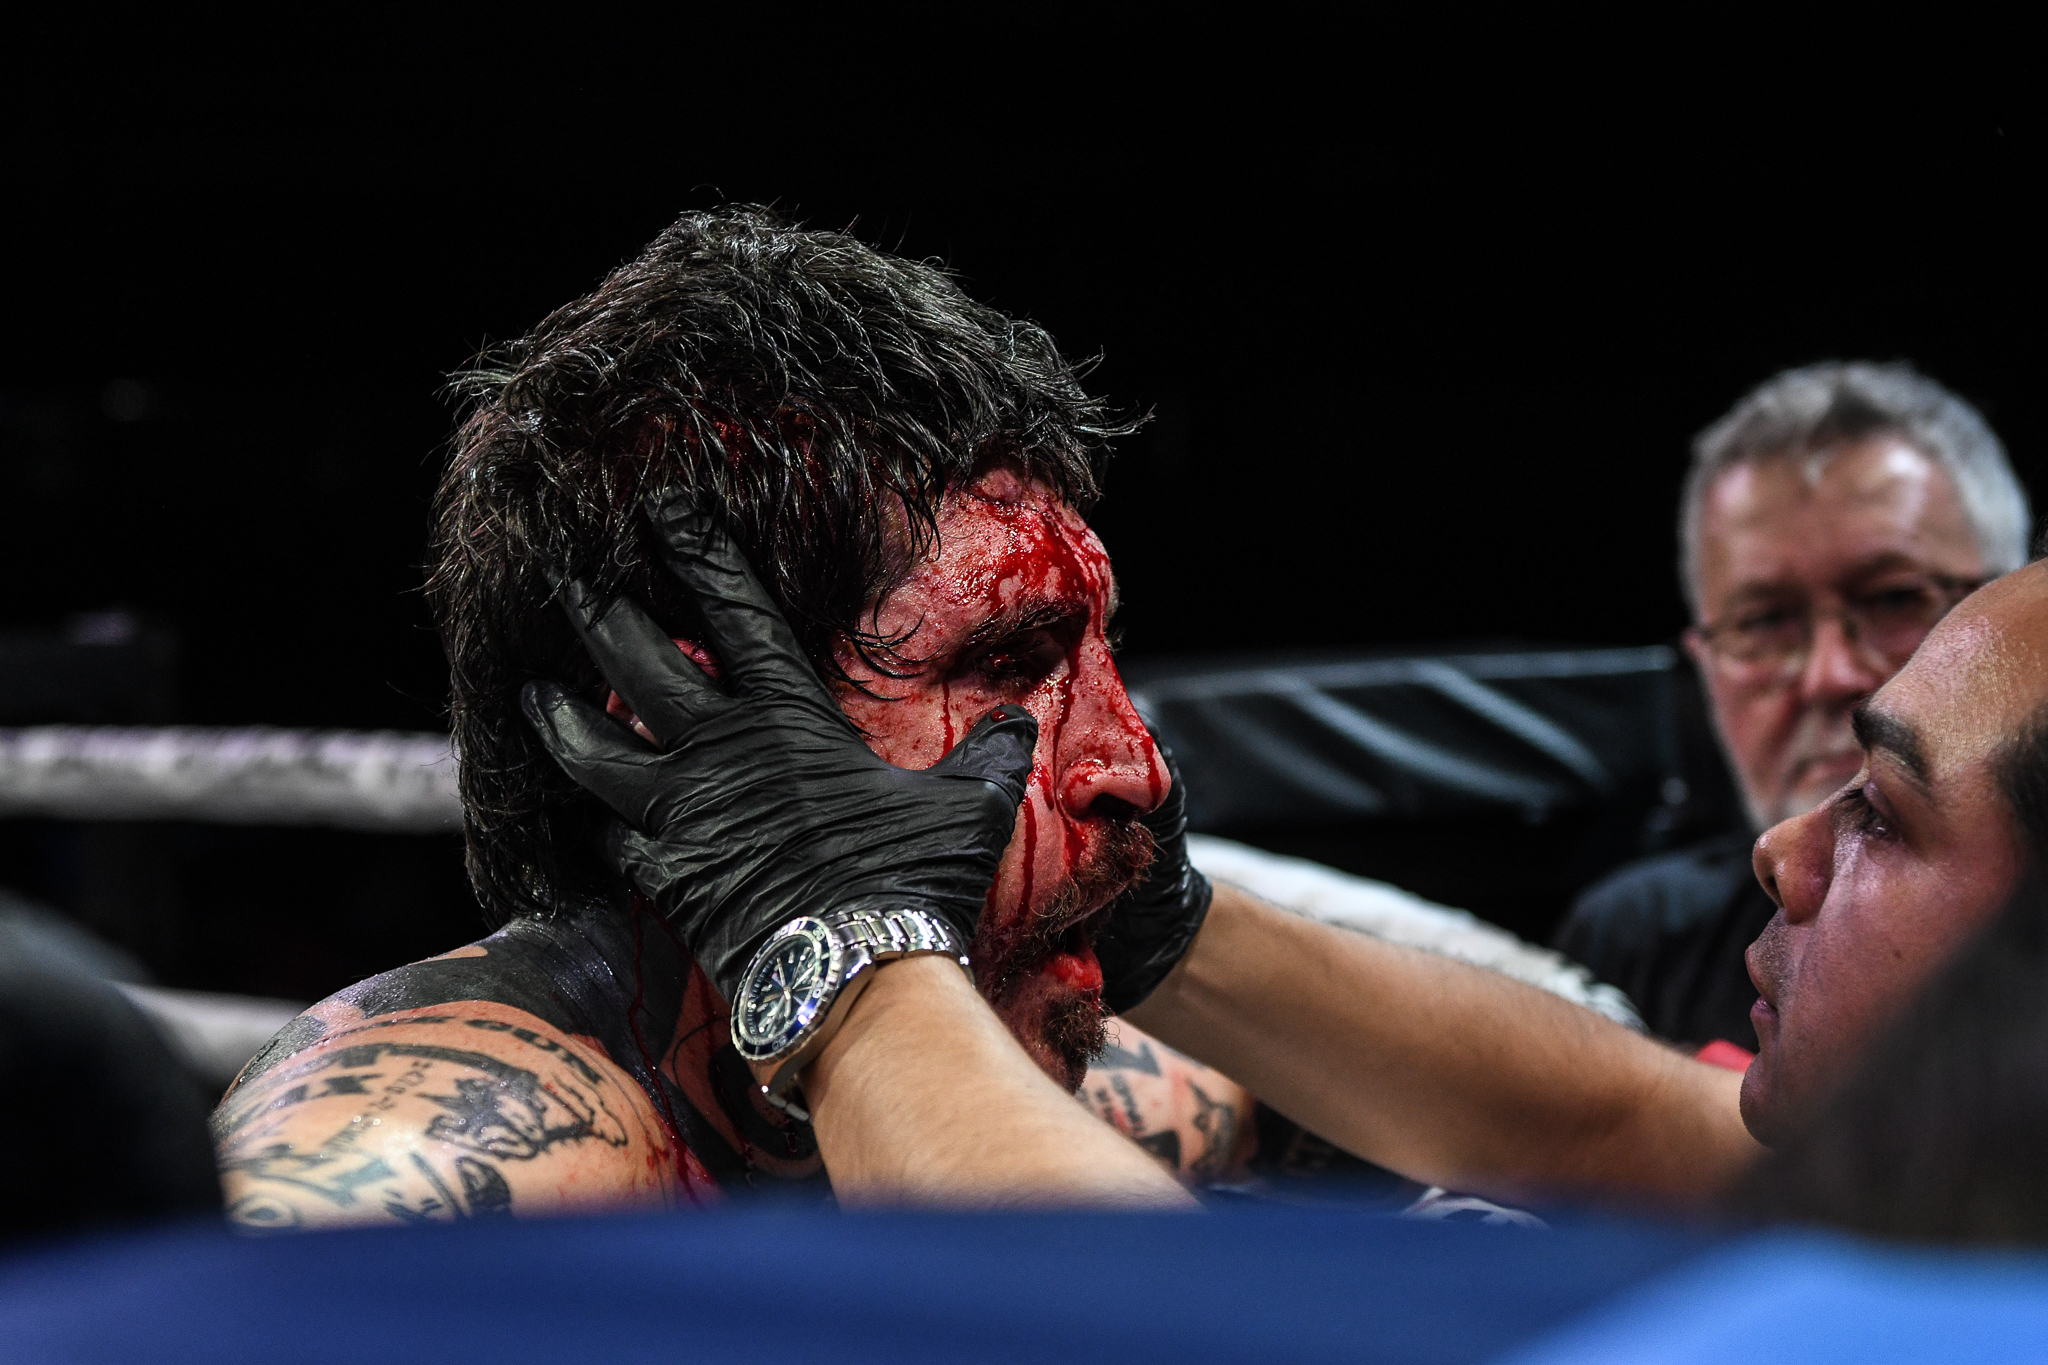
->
[[795, 953, 988, 1129], [732, 905, 973, 1120], [798, 954, 977, 1078]]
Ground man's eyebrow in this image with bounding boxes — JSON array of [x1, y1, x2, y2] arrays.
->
[[960, 595, 1086, 649], [1852, 702, 1931, 790]]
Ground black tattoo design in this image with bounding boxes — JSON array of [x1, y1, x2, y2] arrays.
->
[[422, 1072, 623, 1162], [1089, 1035, 1247, 1181], [456, 1156, 514, 1216], [216, 1033, 630, 1227], [1186, 1079, 1238, 1178], [1134, 1131, 1182, 1167], [1107, 1073, 1147, 1133], [1095, 1039, 1163, 1076], [224, 902, 761, 1194]]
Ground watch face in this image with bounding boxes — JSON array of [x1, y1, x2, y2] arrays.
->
[[733, 918, 839, 1061]]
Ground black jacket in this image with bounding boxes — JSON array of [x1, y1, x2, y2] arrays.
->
[[1553, 831, 1777, 1051]]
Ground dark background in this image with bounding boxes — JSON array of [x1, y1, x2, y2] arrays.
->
[[3, 20, 2042, 997]]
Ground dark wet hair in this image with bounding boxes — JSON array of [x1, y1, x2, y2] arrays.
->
[[1733, 708, 2048, 1241], [428, 205, 1132, 924]]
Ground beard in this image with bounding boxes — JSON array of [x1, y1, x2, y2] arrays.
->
[[969, 817, 1154, 1091]]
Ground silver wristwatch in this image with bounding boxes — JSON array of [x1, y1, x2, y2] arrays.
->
[[730, 906, 972, 1121]]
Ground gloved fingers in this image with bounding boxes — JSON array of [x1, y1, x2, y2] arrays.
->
[[928, 704, 1040, 810], [602, 820, 666, 902], [1133, 719, 1186, 789], [644, 486, 834, 708], [608, 822, 755, 995], [1139, 721, 1190, 829], [556, 576, 724, 746], [520, 680, 665, 828]]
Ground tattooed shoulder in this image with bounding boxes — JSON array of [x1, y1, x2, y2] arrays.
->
[[212, 1000, 688, 1231]]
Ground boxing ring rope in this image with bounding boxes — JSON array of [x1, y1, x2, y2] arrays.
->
[[0, 723, 1642, 1039], [1, 725, 463, 1088], [0, 726, 462, 832]]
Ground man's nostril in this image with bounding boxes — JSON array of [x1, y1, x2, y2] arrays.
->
[[1089, 795, 1142, 824]]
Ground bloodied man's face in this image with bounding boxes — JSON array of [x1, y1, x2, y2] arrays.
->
[[832, 466, 1169, 1090]]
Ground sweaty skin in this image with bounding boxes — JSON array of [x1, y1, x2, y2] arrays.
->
[[1688, 438, 1986, 828], [1742, 561, 2048, 1144], [210, 901, 808, 1229], [215, 466, 1173, 1225], [214, 996, 683, 1229]]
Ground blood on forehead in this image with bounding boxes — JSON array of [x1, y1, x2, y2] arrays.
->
[[891, 476, 1113, 636], [835, 471, 1165, 947]]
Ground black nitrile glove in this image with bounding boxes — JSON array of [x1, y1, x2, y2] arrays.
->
[[1094, 731, 1213, 1014], [519, 493, 1039, 1002]]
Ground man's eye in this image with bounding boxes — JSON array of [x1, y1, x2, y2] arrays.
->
[[975, 630, 1065, 686], [1735, 606, 1803, 636], [1838, 785, 1891, 841]]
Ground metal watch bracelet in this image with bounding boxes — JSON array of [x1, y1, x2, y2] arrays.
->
[[751, 905, 973, 1121]]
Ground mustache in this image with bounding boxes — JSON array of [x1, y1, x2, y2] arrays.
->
[[972, 817, 1154, 998]]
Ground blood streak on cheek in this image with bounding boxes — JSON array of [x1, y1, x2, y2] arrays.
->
[[949, 492, 1120, 900], [989, 512, 1093, 883], [1017, 797, 1037, 914]]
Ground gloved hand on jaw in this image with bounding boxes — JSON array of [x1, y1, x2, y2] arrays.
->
[[518, 490, 1040, 1003], [1093, 730, 1213, 1015]]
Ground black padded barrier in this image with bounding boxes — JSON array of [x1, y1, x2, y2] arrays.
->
[[1124, 645, 1744, 943]]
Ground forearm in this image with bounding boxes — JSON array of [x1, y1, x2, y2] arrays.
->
[[1125, 884, 1760, 1206], [801, 956, 1196, 1209]]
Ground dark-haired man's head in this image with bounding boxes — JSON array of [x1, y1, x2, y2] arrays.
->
[[1742, 560, 2048, 1145], [427, 206, 1164, 1090], [1681, 362, 2031, 830]]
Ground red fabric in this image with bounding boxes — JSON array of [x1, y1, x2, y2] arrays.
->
[[1695, 1040, 1755, 1073]]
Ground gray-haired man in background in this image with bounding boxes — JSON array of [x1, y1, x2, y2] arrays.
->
[[1557, 361, 2033, 1051]]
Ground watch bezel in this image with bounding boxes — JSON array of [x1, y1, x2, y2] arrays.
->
[[730, 915, 846, 1065]]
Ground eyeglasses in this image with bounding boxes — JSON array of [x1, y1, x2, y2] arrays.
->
[[1690, 572, 1984, 683]]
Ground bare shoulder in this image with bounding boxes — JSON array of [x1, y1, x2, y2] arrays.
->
[[1079, 1020, 1259, 1184], [213, 986, 687, 1231]]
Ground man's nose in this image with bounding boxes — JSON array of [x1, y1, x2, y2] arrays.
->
[[1753, 803, 1834, 924], [1054, 647, 1170, 820], [1797, 614, 1886, 706]]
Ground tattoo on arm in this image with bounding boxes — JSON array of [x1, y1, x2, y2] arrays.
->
[[213, 1016, 642, 1230], [1080, 1030, 1255, 1185], [1184, 1080, 1237, 1180]]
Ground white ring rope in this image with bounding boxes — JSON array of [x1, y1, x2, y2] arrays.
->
[[0, 727, 462, 832], [0, 728, 1640, 1029]]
